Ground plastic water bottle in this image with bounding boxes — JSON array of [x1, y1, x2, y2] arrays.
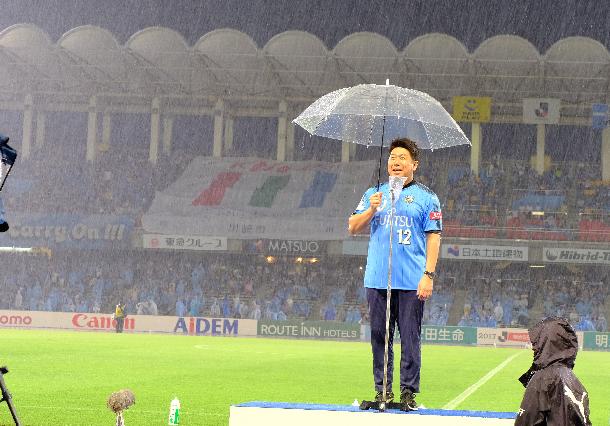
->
[[168, 397, 180, 425]]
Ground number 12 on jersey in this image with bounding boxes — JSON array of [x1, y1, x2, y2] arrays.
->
[[397, 229, 412, 245]]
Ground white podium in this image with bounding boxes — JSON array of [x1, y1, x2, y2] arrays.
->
[[230, 402, 516, 426]]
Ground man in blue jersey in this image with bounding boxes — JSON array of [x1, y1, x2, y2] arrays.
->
[[349, 138, 441, 409]]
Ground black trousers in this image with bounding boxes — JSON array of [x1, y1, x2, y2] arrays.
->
[[115, 317, 124, 333], [367, 288, 424, 393]]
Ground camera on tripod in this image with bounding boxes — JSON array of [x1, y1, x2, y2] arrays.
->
[[0, 365, 21, 425], [0, 133, 17, 232]]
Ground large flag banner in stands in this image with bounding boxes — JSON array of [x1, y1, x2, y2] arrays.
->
[[142, 157, 376, 240]]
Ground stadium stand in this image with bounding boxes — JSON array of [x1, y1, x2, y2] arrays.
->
[[0, 26, 608, 337], [1, 250, 607, 331]]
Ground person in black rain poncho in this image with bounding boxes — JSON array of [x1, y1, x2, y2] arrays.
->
[[515, 317, 591, 426]]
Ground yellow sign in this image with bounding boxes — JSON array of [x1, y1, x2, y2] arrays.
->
[[452, 96, 491, 122]]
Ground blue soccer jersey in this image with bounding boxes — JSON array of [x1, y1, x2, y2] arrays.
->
[[353, 180, 442, 290]]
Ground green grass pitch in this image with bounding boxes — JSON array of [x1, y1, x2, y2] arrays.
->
[[0, 329, 608, 425]]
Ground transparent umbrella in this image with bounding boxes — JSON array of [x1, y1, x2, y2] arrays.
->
[[0, 133, 17, 192], [293, 81, 470, 187], [0, 133, 17, 233], [294, 81, 470, 148]]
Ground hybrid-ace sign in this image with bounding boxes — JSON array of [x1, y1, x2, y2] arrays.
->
[[543, 248, 610, 265]]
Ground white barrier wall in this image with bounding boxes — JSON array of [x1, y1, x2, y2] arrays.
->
[[230, 402, 516, 426], [0, 310, 591, 349]]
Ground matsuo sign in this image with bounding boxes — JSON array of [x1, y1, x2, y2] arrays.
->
[[266, 239, 322, 254]]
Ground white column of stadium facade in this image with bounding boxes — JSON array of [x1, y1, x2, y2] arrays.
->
[[223, 115, 233, 155], [277, 100, 287, 161], [12, 95, 607, 179], [213, 98, 224, 158], [102, 112, 112, 151], [21, 94, 33, 159], [470, 122, 481, 176], [149, 97, 161, 164], [86, 96, 97, 162], [603, 127, 610, 181], [35, 111, 46, 148]]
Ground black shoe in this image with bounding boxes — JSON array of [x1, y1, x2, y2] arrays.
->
[[400, 389, 417, 410], [0, 221, 8, 232], [374, 390, 394, 403]]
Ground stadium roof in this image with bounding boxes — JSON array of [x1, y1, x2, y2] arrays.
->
[[0, 24, 609, 121]]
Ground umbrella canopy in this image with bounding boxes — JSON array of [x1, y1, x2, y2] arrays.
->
[[0, 134, 17, 166], [293, 83, 471, 150], [0, 133, 17, 192]]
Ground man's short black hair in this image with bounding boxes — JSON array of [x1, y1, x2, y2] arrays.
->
[[389, 138, 419, 161]]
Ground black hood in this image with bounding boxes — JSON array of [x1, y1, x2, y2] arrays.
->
[[518, 317, 578, 387]]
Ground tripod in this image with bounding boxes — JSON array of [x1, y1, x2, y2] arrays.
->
[[0, 366, 21, 426]]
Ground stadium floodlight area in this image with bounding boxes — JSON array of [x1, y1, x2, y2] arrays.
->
[[0, 247, 32, 253], [230, 402, 515, 425], [0, 247, 51, 256]]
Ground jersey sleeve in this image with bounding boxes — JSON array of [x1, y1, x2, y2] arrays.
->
[[423, 193, 443, 233], [353, 188, 374, 215]]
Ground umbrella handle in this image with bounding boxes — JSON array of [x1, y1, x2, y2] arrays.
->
[[0, 164, 13, 192], [381, 190, 394, 402], [376, 115, 387, 191]]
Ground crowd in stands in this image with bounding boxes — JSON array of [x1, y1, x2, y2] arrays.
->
[[422, 276, 453, 326], [1, 251, 606, 332], [0, 251, 337, 322], [3, 143, 193, 217], [457, 268, 533, 328], [540, 274, 608, 332], [0, 125, 608, 335], [442, 160, 609, 241], [451, 263, 609, 332], [2, 127, 608, 244]]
